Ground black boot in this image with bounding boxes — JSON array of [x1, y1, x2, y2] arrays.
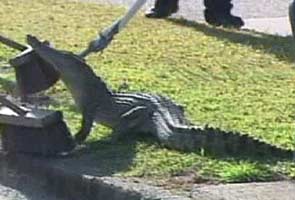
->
[[145, 0, 179, 18], [204, 0, 244, 28]]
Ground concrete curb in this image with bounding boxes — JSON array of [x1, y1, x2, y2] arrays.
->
[[0, 153, 191, 200], [191, 180, 295, 200], [1, 152, 295, 200]]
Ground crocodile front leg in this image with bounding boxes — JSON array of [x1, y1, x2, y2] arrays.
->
[[75, 110, 95, 143]]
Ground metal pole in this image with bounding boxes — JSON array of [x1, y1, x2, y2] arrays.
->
[[79, 0, 147, 58], [0, 35, 27, 51]]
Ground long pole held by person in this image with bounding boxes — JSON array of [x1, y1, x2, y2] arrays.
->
[[79, 0, 147, 58]]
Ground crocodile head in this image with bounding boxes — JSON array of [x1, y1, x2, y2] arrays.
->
[[27, 35, 84, 75], [26, 35, 92, 84]]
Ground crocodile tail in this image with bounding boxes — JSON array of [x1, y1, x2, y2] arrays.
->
[[157, 125, 294, 159]]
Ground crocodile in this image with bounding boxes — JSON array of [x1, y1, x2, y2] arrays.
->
[[27, 35, 294, 158]]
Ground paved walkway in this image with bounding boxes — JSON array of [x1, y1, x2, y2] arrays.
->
[[1, 151, 295, 200], [191, 181, 295, 200], [82, 0, 294, 36], [177, 0, 294, 36]]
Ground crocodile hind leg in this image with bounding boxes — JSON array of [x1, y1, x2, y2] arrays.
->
[[111, 106, 153, 141]]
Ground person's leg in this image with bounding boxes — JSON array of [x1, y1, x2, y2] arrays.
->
[[145, 0, 179, 18], [204, 0, 244, 28], [289, 0, 295, 38]]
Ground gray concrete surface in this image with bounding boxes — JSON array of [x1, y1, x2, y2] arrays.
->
[[1, 152, 295, 200], [191, 181, 295, 200], [177, 0, 293, 36], [81, 0, 294, 36], [0, 163, 64, 200], [0, 152, 191, 200]]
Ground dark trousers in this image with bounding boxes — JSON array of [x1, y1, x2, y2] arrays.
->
[[204, 0, 233, 14]]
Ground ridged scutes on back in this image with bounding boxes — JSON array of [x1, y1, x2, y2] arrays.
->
[[159, 124, 293, 158]]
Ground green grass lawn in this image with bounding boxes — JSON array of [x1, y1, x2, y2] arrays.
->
[[0, 0, 295, 183]]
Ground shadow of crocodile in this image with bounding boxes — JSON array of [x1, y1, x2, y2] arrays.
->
[[60, 95, 295, 164], [57, 133, 293, 180]]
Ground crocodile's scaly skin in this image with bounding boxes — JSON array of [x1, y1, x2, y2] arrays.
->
[[27, 35, 294, 158]]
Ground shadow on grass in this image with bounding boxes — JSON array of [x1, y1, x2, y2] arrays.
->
[[76, 132, 293, 177], [167, 18, 295, 64], [168, 138, 294, 165], [50, 133, 139, 177]]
